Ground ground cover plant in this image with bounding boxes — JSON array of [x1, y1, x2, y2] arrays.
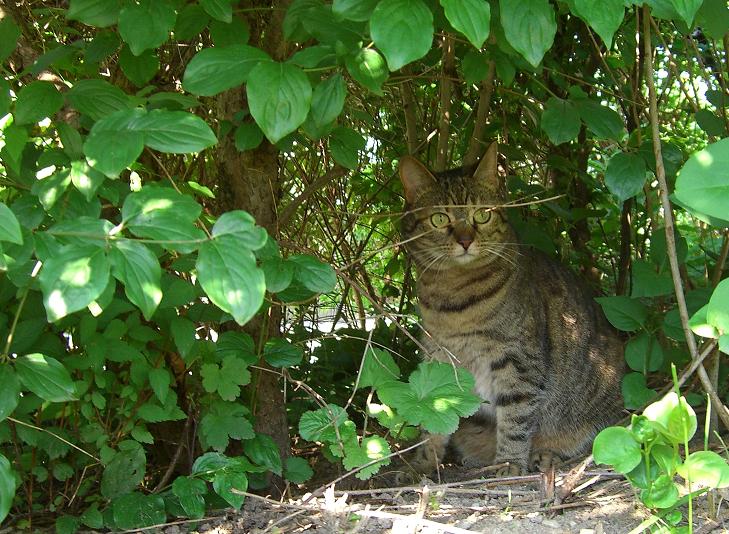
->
[[0, 0, 728, 532]]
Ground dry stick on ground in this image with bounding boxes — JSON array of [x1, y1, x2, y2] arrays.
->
[[643, 6, 729, 430], [434, 34, 455, 172]]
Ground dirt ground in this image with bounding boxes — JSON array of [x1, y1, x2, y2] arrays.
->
[[159, 462, 728, 534]]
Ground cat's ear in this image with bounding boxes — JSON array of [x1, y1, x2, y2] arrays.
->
[[474, 142, 504, 198], [399, 156, 437, 203]]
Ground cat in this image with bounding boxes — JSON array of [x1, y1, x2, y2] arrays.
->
[[398, 143, 625, 476]]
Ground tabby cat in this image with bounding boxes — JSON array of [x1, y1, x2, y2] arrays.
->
[[398, 144, 624, 475]]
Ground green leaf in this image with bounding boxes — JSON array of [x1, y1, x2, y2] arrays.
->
[[299, 404, 349, 442], [605, 152, 647, 202], [307, 74, 347, 138], [213, 470, 247, 509], [137, 110, 217, 153], [622, 372, 658, 410], [441, 0, 490, 49], [345, 48, 388, 94], [631, 259, 674, 298], [640, 474, 680, 509], [707, 278, 729, 332], [359, 348, 401, 389], [247, 61, 312, 143], [592, 426, 641, 473], [67, 0, 121, 27], [148, 368, 170, 404], [696, 0, 729, 40], [0, 367, 20, 421], [694, 109, 725, 136], [677, 451, 729, 488], [200, 0, 233, 22], [263, 338, 303, 368], [14, 81, 64, 126], [643, 391, 697, 442], [0, 18, 21, 63], [575, 99, 625, 140], [109, 240, 163, 320], [261, 257, 294, 293], [101, 443, 146, 498], [83, 108, 147, 177], [118, 0, 176, 55], [201, 356, 251, 401], [174, 4, 210, 40], [170, 317, 196, 360], [571, 0, 624, 48], [70, 160, 106, 201], [669, 0, 703, 27], [284, 457, 313, 483], [131, 426, 154, 444], [244, 434, 282, 476], [196, 241, 265, 325], [119, 46, 160, 87], [216, 331, 257, 364], [499, 0, 556, 67], [690, 304, 719, 339], [461, 50, 490, 85], [329, 126, 365, 169], [234, 122, 264, 152], [376, 362, 482, 434], [112, 492, 165, 529], [200, 400, 254, 451], [80, 504, 103, 529], [67, 79, 134, 121], [0, 78, 10, 117], [674, 138, 729, 224], [0, 202, 23, 245], [210, 17, 250, 46], [541, 97, 581, 145], [32, 169, 71, 211], [38, 244, 111, 321], [371, 0, 434, 71], [172, 476, 207, 519], [0, 455, 15, 525], [289, 254, 337, 293], [332, 0, 379, 21], [183, 45, 270, 96], [595, 296, 647, 332], [343, 436, 392, 480], [625, 333, 664, 373], [211, 210, 268, 249]]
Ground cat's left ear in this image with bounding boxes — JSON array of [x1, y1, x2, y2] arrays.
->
[[399, 156, 437, 203], [473, 142, 505, 199]]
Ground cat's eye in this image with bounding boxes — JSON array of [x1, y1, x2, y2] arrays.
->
[[473, 208, 492, 224], [430, 212, 451, 228]]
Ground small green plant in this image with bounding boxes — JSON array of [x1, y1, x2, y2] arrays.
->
[[593, 382, 729, 532]]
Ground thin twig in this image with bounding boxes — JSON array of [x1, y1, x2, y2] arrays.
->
[[8, 417, 100, 462]]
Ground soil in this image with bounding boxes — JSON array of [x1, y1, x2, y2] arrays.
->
[[157, 462, 728, 534]]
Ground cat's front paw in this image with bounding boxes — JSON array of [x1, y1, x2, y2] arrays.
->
[[529, 449, 562, 472], [492, 458, 528, 477]]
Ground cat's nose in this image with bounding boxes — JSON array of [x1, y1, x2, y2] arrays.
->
[[458, 238, 473, 250]]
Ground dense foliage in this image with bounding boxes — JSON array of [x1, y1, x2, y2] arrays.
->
[[0, 0, 728, 531]]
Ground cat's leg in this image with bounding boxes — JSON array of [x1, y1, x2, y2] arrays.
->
[[408, 432, 450, 475], [449, 416, 497, 468], [492, 390, 540, 476]]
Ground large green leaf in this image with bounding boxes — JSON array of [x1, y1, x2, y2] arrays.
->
[[38, 244, 111, 321], [196, 242, 265, 326], [592, 426, 642, 473], [244, 434, 282, 476], [669, 0, 703, 27], [66, 79, 134, 121], [499, 0, 556, 67], [299, 404, 349, 442], [14, 81, 64, 125], [210, 210, 268, 249], [101, 443, 146, 498], [0, 202, 23, 245], [263, 338, 303, 368], [604, 151, 647, 202], [571, 0, 624, 48], [343, 436, 392, 480], [83, 108, 147, 177], [625, 332, 664, 373], [200, 0, 233, 22], [674, 138, 729, 224], [172, 477, 206, 519], [119, 46, 159, 87], [0, 18, 21, 63], [329, 126, 365, 169], [199, 400, 254, 451], [440, 0, 490, 49], [359, 348, 401, 389], [67, 0, 121, 27], [201, 356, 251, 401], [118, 0, 176, 55], [677, 451, 729, 488], [575, 99, 625, 140], [182, 45, 270, 96], [595, 296, 648, 332], [0, 366, 20, 421], [284, 457, 314, 483], [109, 240, 163, 320], [289, 254, 337, 293], [332, 0, 379, 21], [70, 160, 106, 201], [707, 278, 729, 332], [345, 48, 388, 95], [136, 110, 217, 153], [15, 354, 77, 402], [0, 455, 16, 524], [112, 492, 165, 529], [541, 97, 580, 145], [371, 0, 433, 71], [247, 61, 312, 143], [307, 74, 346, 139], [696, 0, 729, 40]]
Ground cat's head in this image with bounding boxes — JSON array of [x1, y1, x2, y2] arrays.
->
[[398, 143, 514, 270]]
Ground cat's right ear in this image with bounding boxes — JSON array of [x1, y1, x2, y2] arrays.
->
[[399, 156, 436, 203]]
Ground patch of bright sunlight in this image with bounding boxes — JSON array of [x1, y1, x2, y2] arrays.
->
[[696, 150, 714, 167]]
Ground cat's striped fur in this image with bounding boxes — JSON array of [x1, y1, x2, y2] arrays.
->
[[399, 144, 624, 475]]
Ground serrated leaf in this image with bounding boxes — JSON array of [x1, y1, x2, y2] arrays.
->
[[0, 202, 22, 245], [595, 296, 648, 332], [109, 240, 163, 320], [67, 0, 121, 27], [284, 457, 313, 483], [183, 45, 270, 96], [118, 0, 176, 55], [571, 0, 624, 48], [200, 400, 254, 451], [541, 97, 581, 145], [213, 470, 247, 509], [201, 355, 251, 401], [499, 0, 556, 67], [247, 61, 312, 143], [441, 0, 490, 49], [376, 362, 482, 434], [371, 0, 434, 71], [674, 138, 729, 223], [299, 404, 349, 442], [38, 245, 110, 321], [0, 455, 16, 524], [0, 367, 20, 421], [359, 348, 400, 389], [14, 81, 64, 126], [345, 48, 388, 94]]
